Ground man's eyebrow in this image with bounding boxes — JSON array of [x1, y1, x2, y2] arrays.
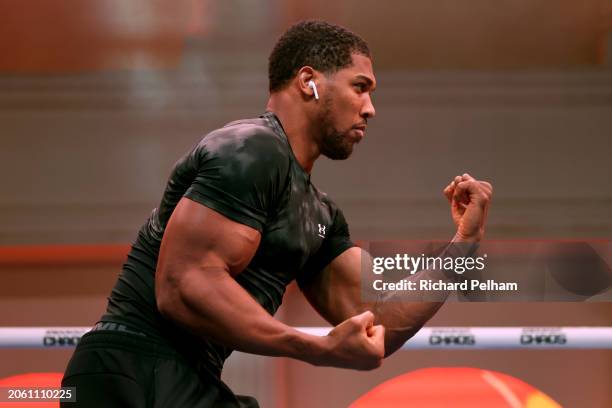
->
[[356, 74, 376, 89]]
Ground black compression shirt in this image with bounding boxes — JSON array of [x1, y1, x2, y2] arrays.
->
[[102, 112, 355, 377]]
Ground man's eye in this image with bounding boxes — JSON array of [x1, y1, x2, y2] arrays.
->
[[355, 83, 366, 92]]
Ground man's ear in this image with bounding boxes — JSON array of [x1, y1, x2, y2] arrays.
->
[[297, 66, 319, 100]]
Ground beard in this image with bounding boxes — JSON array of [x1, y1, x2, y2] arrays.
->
[[318, 95, 356, 160]]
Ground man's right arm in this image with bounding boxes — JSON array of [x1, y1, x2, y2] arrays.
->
[[155, 197, 384, 370]]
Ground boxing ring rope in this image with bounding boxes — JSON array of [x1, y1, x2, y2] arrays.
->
[[1, 327, 611, 350]]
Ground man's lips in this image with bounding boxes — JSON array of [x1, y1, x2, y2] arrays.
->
[[352, 124, 367, 140], [351, 128, 365, 141]]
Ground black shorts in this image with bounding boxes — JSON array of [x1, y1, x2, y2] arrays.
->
[[61, 330, 259, 408]]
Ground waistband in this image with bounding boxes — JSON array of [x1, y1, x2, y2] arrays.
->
[[90, 321, 149, 337], [78, 323, 178, 358]]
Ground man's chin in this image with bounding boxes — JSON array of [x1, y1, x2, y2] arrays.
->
[[320, 131, 356, 160], [321, 146, 353, 160]]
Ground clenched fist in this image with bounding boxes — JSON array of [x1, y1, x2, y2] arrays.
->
[[315, 311, 385, 371], [443, 173, 493, 242]]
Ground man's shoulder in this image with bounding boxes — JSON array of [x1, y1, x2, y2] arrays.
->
[[222, 116, 271, 131], [198, 115, 288, 157]]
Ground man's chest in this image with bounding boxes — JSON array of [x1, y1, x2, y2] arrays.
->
[[254, 181, 333, 276]]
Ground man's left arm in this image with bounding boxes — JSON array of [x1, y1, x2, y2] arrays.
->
[[300, 173, 493, 357], [301, 245, 451, 357]]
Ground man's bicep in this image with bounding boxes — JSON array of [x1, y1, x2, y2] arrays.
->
[[300, 247, 371, 325], [157, 197, 261, 283]]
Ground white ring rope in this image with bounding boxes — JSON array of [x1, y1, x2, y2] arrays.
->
[[1, 327, 611, 350]]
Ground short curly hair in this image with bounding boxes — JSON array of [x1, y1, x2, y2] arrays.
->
[[268, 20, 371, 92]]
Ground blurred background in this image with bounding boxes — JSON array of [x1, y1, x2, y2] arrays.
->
[[1, 0, 611, 406]]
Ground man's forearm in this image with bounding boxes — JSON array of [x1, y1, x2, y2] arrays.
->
[[374, 301, 443, 356], [371, 235, 479, 356]]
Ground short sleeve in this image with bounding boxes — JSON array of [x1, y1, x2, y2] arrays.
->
[[297, 204, 356, 288], [183, 125, 290, 232]]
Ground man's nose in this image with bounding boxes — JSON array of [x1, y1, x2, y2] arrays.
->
[[361, 94, 376, 119]]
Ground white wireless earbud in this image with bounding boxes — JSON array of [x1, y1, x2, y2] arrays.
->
[[308, 80, 319, 100]]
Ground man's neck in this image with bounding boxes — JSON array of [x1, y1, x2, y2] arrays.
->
[[266, 92, 320, 173]]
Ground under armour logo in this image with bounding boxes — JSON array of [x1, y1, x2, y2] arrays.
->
[[318, 224, 326, 238]]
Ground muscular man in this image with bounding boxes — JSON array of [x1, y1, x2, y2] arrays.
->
[[62, 20, 492, 407]]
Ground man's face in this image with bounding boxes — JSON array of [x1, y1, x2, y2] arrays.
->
[[318, 53, 376, 160]]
